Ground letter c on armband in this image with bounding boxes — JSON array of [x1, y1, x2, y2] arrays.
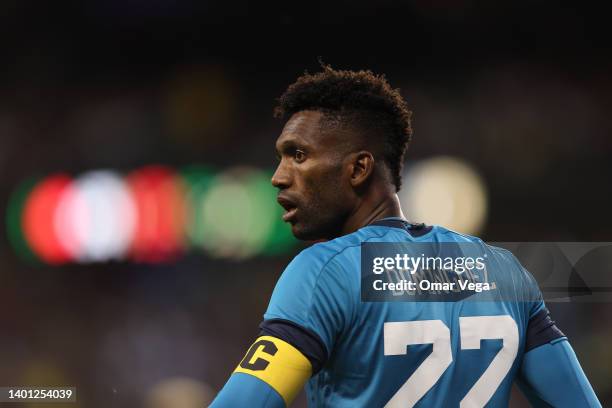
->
[[239, 339, 278, 371]]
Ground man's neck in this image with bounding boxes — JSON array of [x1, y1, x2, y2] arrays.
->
[[340, 193, 405, 236]]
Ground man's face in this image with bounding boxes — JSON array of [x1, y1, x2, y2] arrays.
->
[[272, 110, 355, 240]]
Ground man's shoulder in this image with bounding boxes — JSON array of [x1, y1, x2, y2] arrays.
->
[[294, 224, 487, 262], [288, 224, 524, 277], [295, 225, 401, 268], [434, 226, 525, 264], [436, 227, 540, 296]]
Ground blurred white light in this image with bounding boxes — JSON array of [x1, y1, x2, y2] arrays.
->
[[400, 156, 488, 235], [199, 167, 276, 259], [145, 377, 213, 408], [55, 170, 136, 262]]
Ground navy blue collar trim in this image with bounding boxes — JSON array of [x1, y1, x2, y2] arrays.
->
[[370, 218, 433, 238]]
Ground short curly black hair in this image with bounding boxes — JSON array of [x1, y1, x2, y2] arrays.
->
[[274, 65, 413, 191]]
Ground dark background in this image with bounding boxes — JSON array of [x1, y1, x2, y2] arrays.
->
[[0, 1, 611, 407]]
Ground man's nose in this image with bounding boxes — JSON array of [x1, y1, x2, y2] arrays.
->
[[271, 161, 291, 189]]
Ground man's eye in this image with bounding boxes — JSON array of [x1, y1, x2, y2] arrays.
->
[[294, 149, 306, 162]]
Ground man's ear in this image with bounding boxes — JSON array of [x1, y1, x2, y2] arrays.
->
[[349, 151, 375, 188]]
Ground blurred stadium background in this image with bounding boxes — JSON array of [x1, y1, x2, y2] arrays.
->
[[1, 1, 611, 407]]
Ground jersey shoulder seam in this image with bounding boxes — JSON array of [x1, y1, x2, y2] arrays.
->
[[302, 228, 402, 338], [308, 227, 403, 285]]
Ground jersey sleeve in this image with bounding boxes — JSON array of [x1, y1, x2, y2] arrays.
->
[[263, 245, 356, 363], [210, 246, 355, 407], [504, 249, 568, 349], [519, 259, 546, 318], [489, 246, 565, 349], [491, 245, 545, 317], [209, 334, 312, 407], [507, 250, 572, 351], [518, 340, 601, 407], [210, 372, 287, 408]]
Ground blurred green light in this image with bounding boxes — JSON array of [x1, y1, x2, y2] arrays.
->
[[200, 168, 281, 259], [6, 177, 42, 265], [253, 171, 297, 256], [181, 165, 216, 250]]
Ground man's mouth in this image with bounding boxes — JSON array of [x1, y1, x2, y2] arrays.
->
[[282, 207, 298, 222], [277, 195, 299, 222]]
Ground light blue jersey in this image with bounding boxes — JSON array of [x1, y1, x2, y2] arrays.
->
[[212, 219, 599, 407], [264, 221, 543, 407]]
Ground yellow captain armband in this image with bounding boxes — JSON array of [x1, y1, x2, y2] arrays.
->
[[233, 335, 312, 406]]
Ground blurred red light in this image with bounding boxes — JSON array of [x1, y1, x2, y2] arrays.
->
[[126, 165, 186, 263], [22, 174, 75, 264]]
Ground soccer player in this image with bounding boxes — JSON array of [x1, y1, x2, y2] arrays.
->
[[210, 66, 601, 407]]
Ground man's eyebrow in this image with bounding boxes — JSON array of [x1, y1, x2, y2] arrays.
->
[[276, 139, 302, 155], [278, 135, 314, 151]]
